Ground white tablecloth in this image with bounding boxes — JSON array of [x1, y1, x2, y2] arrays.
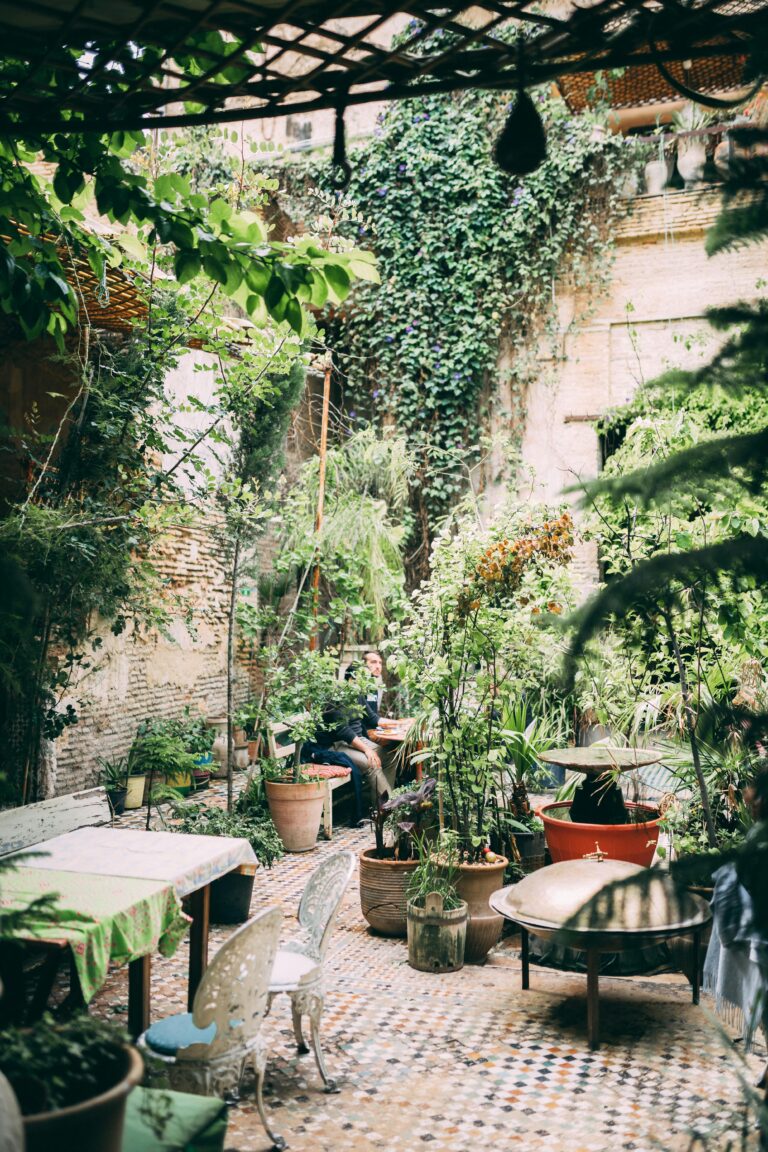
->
[[13, 827, 257, 897]]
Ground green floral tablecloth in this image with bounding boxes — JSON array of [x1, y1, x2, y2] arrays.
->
[[0, 867, 190, 1002]]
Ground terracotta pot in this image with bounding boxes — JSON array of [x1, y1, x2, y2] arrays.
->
[[454, 856, 508, 963], [359, 848, 420, 936], [265, 779, 325, 852], [23, 1045, 142, 1152], [123, 775, 146, 810], [540, 801, 661, 866]]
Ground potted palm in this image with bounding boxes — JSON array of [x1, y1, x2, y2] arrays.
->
[[128, 728, 197, 804], [391, 504, 576, 960], [496, 700, 563, 873], [359, 777, 437, 936], [264, 650, 363, 852], [97, 756, 129, 816], [0, 1016, 142, 1152]]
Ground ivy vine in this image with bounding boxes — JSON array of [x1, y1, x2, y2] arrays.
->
[[277, 77, 640, 570]]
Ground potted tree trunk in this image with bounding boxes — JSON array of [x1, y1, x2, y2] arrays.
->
[[264, 650, 364, 853], [0, 1016, 143, 1152]]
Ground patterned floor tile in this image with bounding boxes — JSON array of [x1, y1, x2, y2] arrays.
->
[[83, 781, 765, 1152]]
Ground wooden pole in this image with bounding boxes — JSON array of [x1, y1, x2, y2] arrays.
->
[[309, 356, 332, 652]]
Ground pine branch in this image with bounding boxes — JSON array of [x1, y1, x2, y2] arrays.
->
[[564, 535, 768, 684], [577, 428, 768, 508]]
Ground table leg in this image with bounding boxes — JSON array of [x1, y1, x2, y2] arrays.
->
[[188, 884, 210, 1011], [587, 949, 600, 1050], [323, 781, 333, 840], [27, 949, 65, 1021], [0, 944, 27, 1025], [521, 927, 530, 990], [691, 929, 701, 1006], [128, 955, 151, 1040]]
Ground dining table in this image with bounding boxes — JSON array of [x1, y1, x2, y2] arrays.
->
[[3, 827, 258, 1037]]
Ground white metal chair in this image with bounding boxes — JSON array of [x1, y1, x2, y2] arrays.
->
[[140, 906, 285, 1150], [268, 850, 356, 1093]]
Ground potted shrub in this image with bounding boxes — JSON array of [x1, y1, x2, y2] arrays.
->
[[236, 699, 265, 763], [673, 101, 712, 188], [167, 777, 283, 922], [390, 505, 576, 959], [359, 777, 437, 937], [178, 710, 215, 790], [264, 650, 364, 852], [406, 832, 467, 973], [0, 1015, 143, 1152], [97, 756, 129, 817]]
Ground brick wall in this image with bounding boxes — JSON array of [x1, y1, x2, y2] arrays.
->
[[50, 511, 256, 796]]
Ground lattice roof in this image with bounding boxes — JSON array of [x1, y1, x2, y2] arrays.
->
[[0, 0, 765, 135]]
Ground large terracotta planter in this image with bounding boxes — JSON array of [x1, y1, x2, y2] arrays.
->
[[23, 1045, 142, 1152], [454, 856, 508, 963], [540, 801, 661, 866], [359, 848, 419, 936], [265, 779, 325, 852]]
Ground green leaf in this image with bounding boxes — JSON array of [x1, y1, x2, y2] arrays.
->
[[323, 263, 351, 301], [175, 250, 201, 285]]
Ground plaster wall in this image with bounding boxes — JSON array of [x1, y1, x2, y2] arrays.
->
[[510, 188, 767, 592]]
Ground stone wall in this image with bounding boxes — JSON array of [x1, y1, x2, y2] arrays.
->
[[510, 187, 767, 592]]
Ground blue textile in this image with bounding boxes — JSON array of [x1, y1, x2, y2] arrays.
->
[[145, 1012, 217, 1056]]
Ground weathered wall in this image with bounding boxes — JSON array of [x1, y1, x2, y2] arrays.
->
[[51, 511, 253, 795], [510, 188, 767, 591]]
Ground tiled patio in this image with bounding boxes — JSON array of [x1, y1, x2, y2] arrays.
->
[[95, 787, 763, 1152]]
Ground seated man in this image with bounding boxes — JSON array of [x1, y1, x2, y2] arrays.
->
[[303, 663, 396, 826]]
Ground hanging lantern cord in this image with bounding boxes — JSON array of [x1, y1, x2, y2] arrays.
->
[[331, 99, 352, 191]]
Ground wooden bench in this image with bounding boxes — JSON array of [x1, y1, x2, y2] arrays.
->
[[266, 719, 351, 841], [0, 786, 113, 858], [0, 786, 114, 1023]]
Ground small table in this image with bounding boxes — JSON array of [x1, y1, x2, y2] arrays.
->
[[368, 718, 419, 779], [10, 827, 257, 1036], [490, 860, 711, 1049], [539, 747, 662, 824], [0, 868, 189, 1019]]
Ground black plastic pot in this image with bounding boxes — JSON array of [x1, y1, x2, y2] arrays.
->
[[209, 871, 255, 924], [107, 787, 127, 817], [514, 829, 546, 873]]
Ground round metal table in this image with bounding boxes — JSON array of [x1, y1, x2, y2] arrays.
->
[[490, 860, 711, 1049], [539, 746, 662, 824]]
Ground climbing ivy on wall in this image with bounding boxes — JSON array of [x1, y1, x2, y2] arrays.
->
[[278, 76, 639, 571]]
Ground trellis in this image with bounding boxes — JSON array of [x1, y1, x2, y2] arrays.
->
[[0, 0, 764, 136]]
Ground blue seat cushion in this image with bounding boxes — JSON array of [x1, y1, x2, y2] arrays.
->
[[145, 1012, 217, 1056]]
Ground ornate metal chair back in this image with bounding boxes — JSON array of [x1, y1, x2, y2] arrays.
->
[[179, 905, 282, 1062], [297, 850, 356, 962]]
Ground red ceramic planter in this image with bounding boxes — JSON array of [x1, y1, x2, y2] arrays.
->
[[540, 801, 661, 866]]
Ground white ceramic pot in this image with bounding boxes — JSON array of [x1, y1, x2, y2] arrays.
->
[[676, 140, 706, 188], [208, 718, 228, 777], [643, 158, 670, 196]]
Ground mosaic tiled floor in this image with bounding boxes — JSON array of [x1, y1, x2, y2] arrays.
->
[[93, 783, 763, 1152]]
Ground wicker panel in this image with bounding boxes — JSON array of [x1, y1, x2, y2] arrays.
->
[[559, 53, 750, 112]]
